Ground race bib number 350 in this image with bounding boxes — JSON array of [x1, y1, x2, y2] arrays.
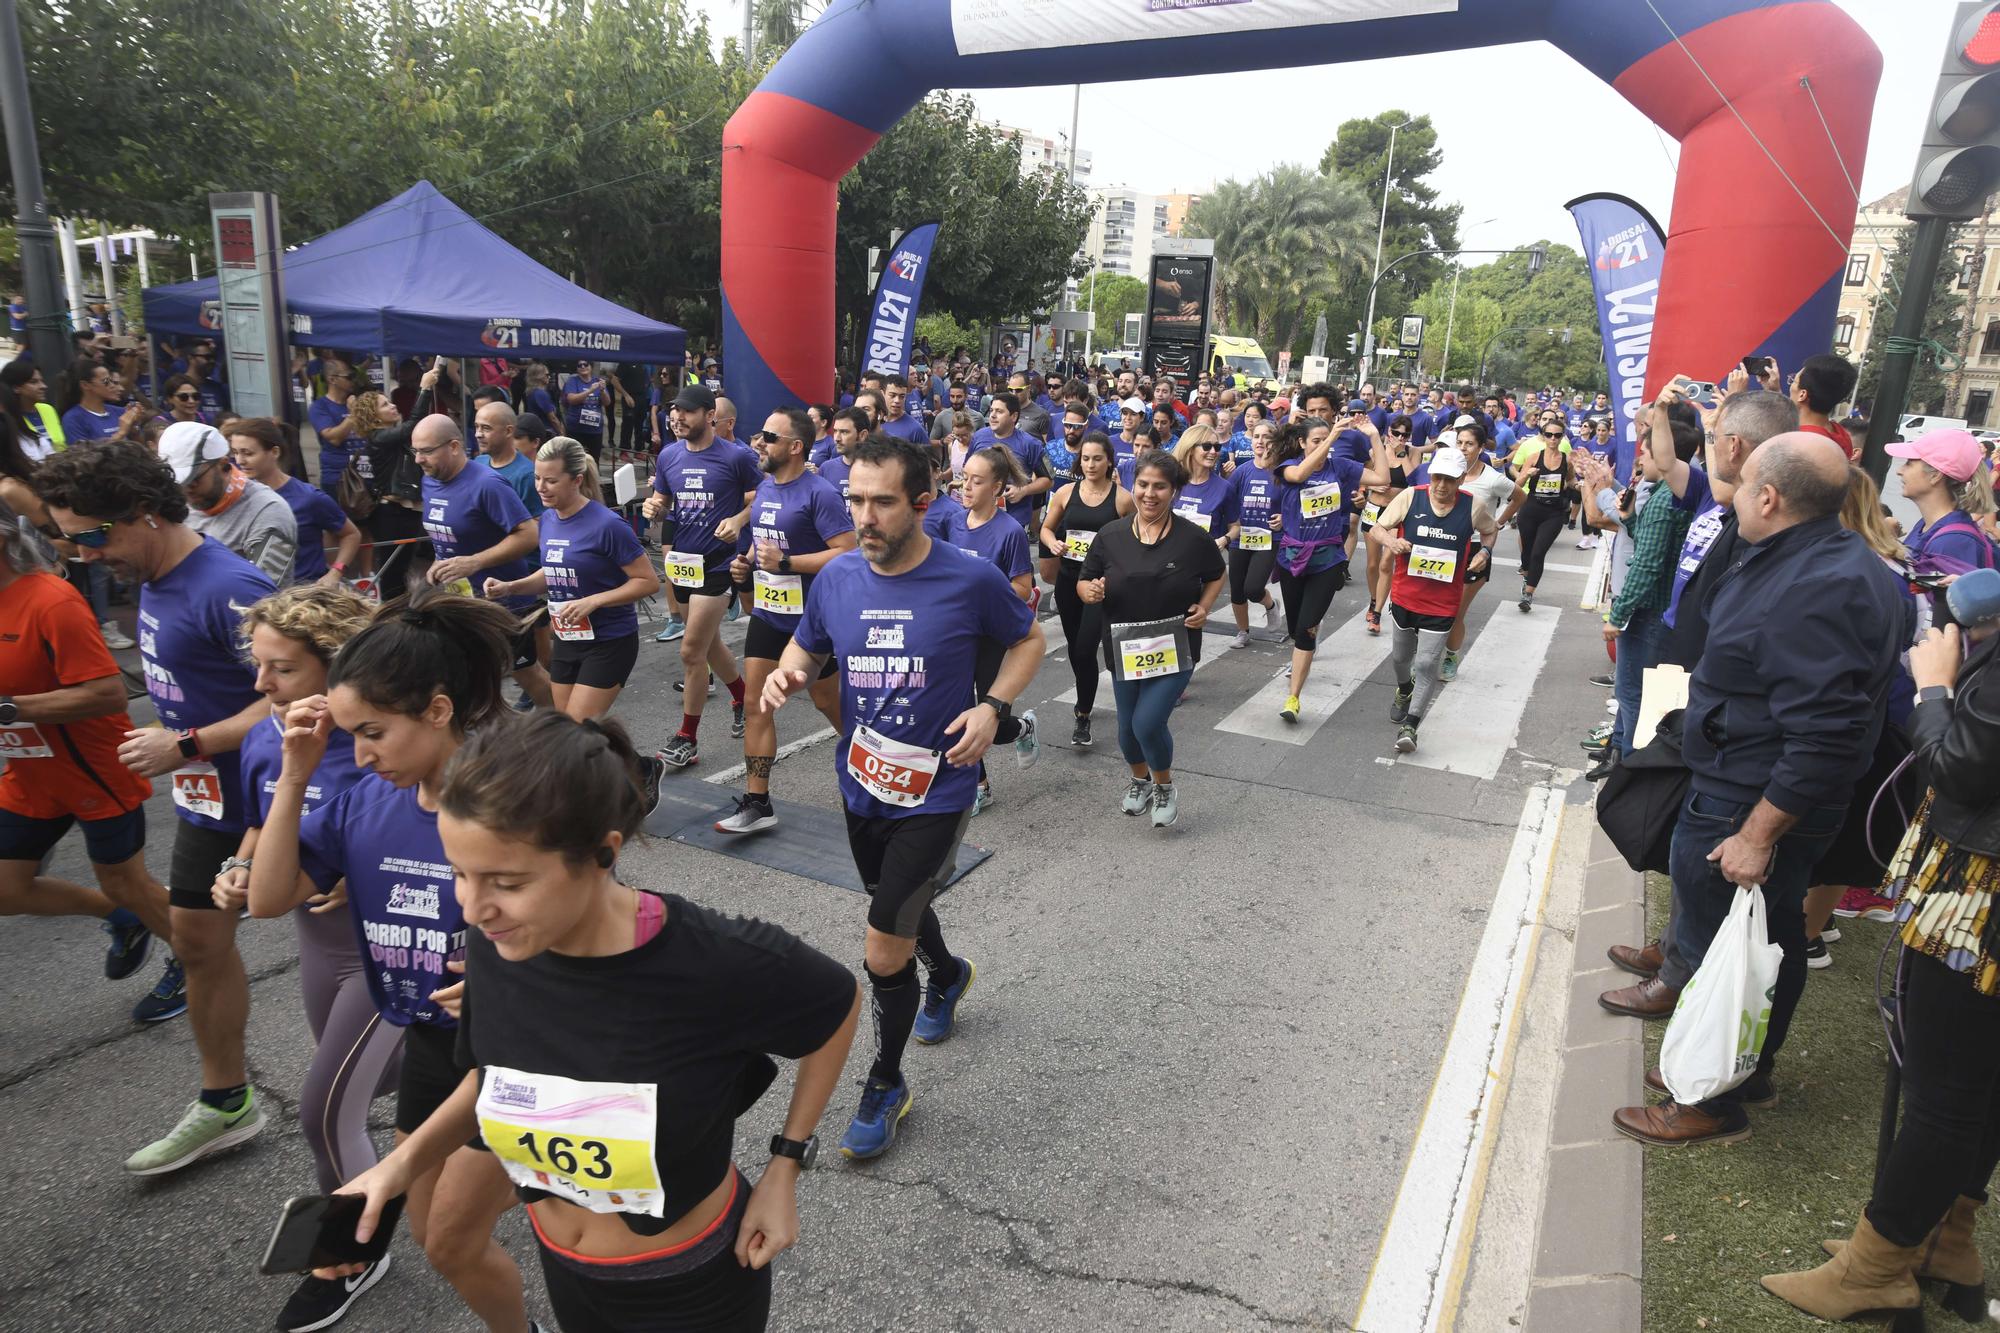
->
[[477, 1068, 665, 1218], [846, 724, 942, 809], [665, 551, 705, 589]]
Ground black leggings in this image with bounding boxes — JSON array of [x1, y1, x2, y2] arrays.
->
[[1053, 568, 1103, 714], [1515, 501, 1567, 587], [1869, 950, 2000, 1246], [1228, 547, 1276, 607], [1274, 560, 1347, 653]]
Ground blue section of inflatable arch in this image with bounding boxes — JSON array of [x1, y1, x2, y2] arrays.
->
[[723, 0, 1881, 424]]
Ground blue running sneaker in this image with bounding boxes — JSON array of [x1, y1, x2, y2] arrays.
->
[[655, 615, 686, 644], [913, 958, 975, 1045], [132, 956, 188, 1023], [839, 1076, 912, 1160], [102, 909, 152, 980]]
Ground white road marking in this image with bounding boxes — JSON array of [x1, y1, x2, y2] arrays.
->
[[707, 617, 1071, 784], [1211, 604, 1389, 745], [1353, 784, 1568, 1333], [1485, 554, 1593, 576], [1399, 599, 1562, 781]]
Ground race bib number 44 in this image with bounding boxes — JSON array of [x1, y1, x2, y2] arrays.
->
[[846, 724, 942, 809], [477, 1068, 665, 1218], [665, 552, 705, 589], [170, 761, 225, 819]]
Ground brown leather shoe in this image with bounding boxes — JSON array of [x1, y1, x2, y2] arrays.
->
[[1613, 1098, 1751, 1147], [1608, 939, 1664, 978], [1643, 1066, 1778, 1108], [1598, 975, 1680, 1018]]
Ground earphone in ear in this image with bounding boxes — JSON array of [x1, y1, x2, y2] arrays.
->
[[595, 845, 615, 868]]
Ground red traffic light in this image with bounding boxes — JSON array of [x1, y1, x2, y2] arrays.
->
[[1961, 4, 2000, 67]]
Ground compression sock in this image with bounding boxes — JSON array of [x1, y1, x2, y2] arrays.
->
[[199, 1084, 248, 1114], [913, 909, 960, 991], [1410, 629, 1450, 717], [867, 959, 920, 1085], [678, 712, 700, 740], [1389, 621, 1417, 687], [725, 677, 746, 708]]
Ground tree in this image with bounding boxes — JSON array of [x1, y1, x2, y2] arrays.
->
[[1183, 165, 1372, 360], [1394, 245, 1604, 392], [1074, 273, 1145, 351], [754, 0, 808, 54], [1317, 111, 1462, 359], [1856, 223, 1966, 416]]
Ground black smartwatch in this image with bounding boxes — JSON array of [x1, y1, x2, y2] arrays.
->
[[176, 729, 202, 759], [978, 694, 1013, 723], [769, 1134, 818, 1169], [778, 552, 792, 574], [1915, 685, 1954, 709], [0, 697, 16, 726]]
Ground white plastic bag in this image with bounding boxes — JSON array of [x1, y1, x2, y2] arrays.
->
[[1659, 885, 1782, 1105]]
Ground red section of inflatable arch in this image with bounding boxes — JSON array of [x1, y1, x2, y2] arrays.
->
[[1614, 2, 1880, 393]]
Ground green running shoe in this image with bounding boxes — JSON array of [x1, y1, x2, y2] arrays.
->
[[1439, 649, 1460, 682], [124, 1090, 265, 1176]]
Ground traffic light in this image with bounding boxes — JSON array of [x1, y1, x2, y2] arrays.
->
[[1346, 332, 1359, 355], [1909, 2, 2000, 220]]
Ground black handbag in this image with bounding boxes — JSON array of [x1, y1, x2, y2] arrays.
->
[[1596, 708, 1689, 875]]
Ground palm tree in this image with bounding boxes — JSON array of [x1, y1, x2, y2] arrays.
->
[[754, 0, 808, 53], [1185, 166, 1372, 356]]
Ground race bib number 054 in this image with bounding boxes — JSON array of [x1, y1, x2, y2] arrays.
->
[[846, 724, 942, 809]]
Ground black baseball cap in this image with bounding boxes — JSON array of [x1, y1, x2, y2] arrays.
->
[[673, 384, 716, 412], [515, 413, 551, 441]]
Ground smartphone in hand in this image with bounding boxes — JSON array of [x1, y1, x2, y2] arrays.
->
[[258, 1193, 405, 1276]]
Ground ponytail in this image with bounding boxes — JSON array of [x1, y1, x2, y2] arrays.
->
[[537, 435, 603, 504], [328, 584, 517, 731]]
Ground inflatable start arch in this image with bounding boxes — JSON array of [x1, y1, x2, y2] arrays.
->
[[721, 0, 1881, 420]]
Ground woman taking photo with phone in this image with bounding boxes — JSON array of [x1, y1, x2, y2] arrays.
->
[[332, 711, 860, 1332], [1040, 431, 1133, 748], [247, 588, 538, 1333]]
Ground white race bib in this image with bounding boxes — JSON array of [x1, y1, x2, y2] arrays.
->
[[0, 722, 53, 759], [1119, 633, 1180, 681], [578, 405, 603, 431], [846, 724, 942, 809], [1063, 529, 1097, 563], [1361, 502, 1383, 527], [665, 551, 705, 589], [477, 1068, 666, 1218], [1301, 482, 1342, 520], [170, 761, 225, 819], [549, 602, 595, 641], [1175, 508, 1213, 532], [753, 570, 804, 617], [1409, 544, 1459, 582], [1238, 526, 1272, 551]]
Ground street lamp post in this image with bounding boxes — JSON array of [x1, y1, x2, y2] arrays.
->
[[1360, 117, 1415, 363]]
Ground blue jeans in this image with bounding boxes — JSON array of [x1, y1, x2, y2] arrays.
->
[[1612, 608, 1666, 756], [1660, 788, 1844, 1101], [1111, 668, 1191, 773]]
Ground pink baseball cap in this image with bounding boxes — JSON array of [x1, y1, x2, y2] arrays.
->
[[1887, 428, 1984, 482]]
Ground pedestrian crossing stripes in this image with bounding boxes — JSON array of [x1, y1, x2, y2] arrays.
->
[[1397, 599, 1562, 781], [1211, 600, 1391, 745]]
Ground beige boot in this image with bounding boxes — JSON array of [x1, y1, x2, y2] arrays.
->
[[1762, 1216, 1921, 1319], [1822, 1194, 1984, 1283]]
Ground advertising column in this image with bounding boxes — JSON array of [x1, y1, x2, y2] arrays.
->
[[209, 192, 287, 420], [1142, 238, 1214, 395]]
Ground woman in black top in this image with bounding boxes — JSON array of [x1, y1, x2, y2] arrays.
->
[[331, 711, 859, 1333], [1078, 453, 1226, 829], [1511, 424, 1575, 611], [1039, 431, 1133, 749], [348, 367, 438, 601]]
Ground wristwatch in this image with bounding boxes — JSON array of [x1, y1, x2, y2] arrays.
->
[[0, 697, 15, 726], [769, 1134, 818, 1169], [176, 728, 203, 759], [978, 694, 1013, 723], [778, 553, 792, 574], [1915, 685, 1955, 708]]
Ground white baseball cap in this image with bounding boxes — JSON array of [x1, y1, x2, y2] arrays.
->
[[1120, 396, 1147, 415], [1428, 445, 1468, 479], [158, 421, 232, 484]]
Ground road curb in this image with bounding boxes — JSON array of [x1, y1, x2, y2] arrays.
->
[[1522, 820, 1645, 1332]]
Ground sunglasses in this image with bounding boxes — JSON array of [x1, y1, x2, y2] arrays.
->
[[755, 429, 795, 444], [173, 392, 199, 402], [1199, 443, 1220, 451], [1390, 430, 1411, 438], [1063, 421, 1085, 430], [1542, 429, 1564, 438], [61, 521, 116, 548]]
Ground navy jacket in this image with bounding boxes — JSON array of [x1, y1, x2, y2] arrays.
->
[[1682, 514, 1912, 816]]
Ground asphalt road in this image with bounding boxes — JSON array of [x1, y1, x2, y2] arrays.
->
[[1, 535, 1606, 1333]]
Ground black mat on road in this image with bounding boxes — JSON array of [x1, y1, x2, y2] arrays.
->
[[643, 785, 990, 896]]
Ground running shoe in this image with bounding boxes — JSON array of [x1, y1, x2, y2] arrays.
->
[[1263, 599, 1280, 631], [1439, 649, 1460, 682], [913, 957, 976, 1045], [99, 620, 136, 650], [1013, 710, 1040, 768], [102, 909, 151, 980], [1071, 714, 1092, 748], [1580, 722, 1613, 749], [1389, 684, 1413, 724], [132, 956, 188, 1023], [1279, 694, 1301, 724], [1394, 723, 1419, 754], [1805, 936, 1832, 970], [276, 1254, 392, 1332], [1577, 534, 1598, 550], [511, 691, 534, 713], [730, 702, 745, 739], [1230, 631, 1250, 650], [1589, 673, 1615, 688], [725, 600, 741, 623], [1833, 888, 1897, 922], [1365, 607, 1381, 635], [839, 1075, 912, 1160], [659, 734, 698, 769], [638, 753, 664, 816], [971, 782, 993, 816], [714, 792, 777, 835], [1150, 782, 1179, 828], [1517, 589, 1534, 612], [673, 677, 715, 696], [1120, 778, 1153, 816], [1822, 926, 1842, 943], [124, 1088, 265, 1176], [654, 615, 686, 643]]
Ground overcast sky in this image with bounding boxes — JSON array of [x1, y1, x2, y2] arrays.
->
[[690, 0, 1954, 255]]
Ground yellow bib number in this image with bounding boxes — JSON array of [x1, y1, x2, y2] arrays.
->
[[477, 1069, 666, 1218], [1301, 483, 1342, 520], [1064, 529, 1097, 563], [1238, 526, 1272, 551], [753, 570, 804, 616], [1119, 634, 1180, 681], [1409, 545, 1459, 582], [664, 552, 704, 589]]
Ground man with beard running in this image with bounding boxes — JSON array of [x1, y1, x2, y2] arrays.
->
[[762, 435, 1043, 1160]]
